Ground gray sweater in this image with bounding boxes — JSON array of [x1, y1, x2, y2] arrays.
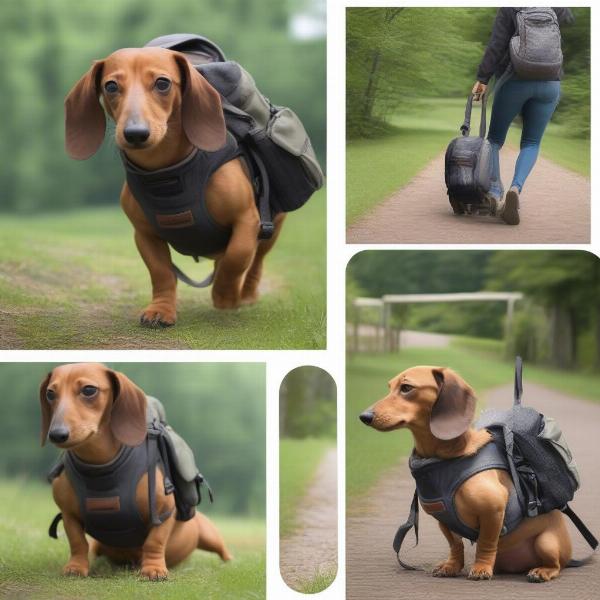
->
[[476, 7, 574, 84]]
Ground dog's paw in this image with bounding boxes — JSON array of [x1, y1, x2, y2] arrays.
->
[[527, 567, 559, 583], [62, 561, 89, 577], [467, 564, 493, 581], [432, 560, 463, 577], [140, 563, 169, 581], [139, 306, 176, 328], [212, 293, 242, 310]]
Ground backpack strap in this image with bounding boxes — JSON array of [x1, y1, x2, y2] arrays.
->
[[562, 504, 599, 552], [514, 356, 523, 405], [392, 489, 424, 571], [146, 428, 174, 526], [48, 512, 63, 539]]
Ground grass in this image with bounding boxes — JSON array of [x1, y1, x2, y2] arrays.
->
[[279, 438, 332, 538], [293, 568, 337, 594], [0, 188, 325, 349], [0, 479, 265, 600], [346, 98, 589, 224], [346, 339, 600, 506]]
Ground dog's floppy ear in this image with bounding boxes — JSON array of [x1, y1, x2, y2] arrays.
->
[[430, 368, 475, 440], [106, 369, 147, 447], [65, 60, 106, 160], [173, 52, 226, 152], [39, 371, 53, 447]]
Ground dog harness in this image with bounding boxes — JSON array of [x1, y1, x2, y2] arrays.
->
[[122, 133, 242, 260], [409, 432, 522, 541], [48, 424, 173, 548]]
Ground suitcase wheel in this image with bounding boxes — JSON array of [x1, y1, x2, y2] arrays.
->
[[449, 198, 465, 215]]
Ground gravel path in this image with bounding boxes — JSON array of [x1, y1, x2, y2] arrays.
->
[[347, 147, 590, 244], [280, 447, 338, 589], [346, 382, 600, 599]]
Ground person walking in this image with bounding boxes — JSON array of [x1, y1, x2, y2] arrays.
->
[[472, 7, 574, 225]]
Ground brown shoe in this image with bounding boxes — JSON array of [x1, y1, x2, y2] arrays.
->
[[500, 186, 520, 225]]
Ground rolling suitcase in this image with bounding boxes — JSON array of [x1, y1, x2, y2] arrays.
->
[[444, 93, 493, 215]]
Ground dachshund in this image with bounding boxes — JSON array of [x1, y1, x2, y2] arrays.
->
[[40, 363, 231, 580], [360, 366, 572, 582], [65, 47, 285, 327]]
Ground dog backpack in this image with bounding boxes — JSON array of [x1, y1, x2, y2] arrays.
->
[[509, 8, 563, 80], [47, 395, 212, 545], [146, 33, 324, 216], [393, 357, 598, 570], [444, 93, 493, 215]]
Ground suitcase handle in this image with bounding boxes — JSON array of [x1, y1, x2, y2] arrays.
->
[[460, 92, 487, 138]]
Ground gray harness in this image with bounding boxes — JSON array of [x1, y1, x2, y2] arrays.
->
[[48, 423, 173, 548], [409, 433, 522, 541], [122, 133, 241, 260]]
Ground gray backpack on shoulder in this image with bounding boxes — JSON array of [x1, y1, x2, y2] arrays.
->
[[146, 34, 324, 216], [509, 8, 563, 80]]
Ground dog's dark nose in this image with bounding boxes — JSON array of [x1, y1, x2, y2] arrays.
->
[[123, 122, 150, 145], [48, 426, 69, 444], [359, 411, 374, 426]]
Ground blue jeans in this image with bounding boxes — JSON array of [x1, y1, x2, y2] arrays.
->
[[487, 79, 560, 198]]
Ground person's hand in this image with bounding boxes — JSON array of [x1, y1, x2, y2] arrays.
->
[[472, 81, 487, 101]]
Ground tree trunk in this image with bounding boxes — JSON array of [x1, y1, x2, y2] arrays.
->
[[548, 304, 574, 368]]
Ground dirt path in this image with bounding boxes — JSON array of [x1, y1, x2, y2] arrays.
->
[[346, 382, 600, 599], [280, 447, 338, 589], [347, 147, 590, 243]]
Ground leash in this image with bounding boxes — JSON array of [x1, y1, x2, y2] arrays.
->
[[171, 260, 215, 288]]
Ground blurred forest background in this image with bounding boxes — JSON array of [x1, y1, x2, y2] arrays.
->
[[348, 251, 600, 371], [346, 8, 590, 223], [0, 362, 265, 517], [0, 0, 325, 213]]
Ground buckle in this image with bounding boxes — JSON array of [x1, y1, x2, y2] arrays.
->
[[258, 222, 274, 240]]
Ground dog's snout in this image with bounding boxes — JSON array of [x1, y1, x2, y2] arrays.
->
[[48, 426, 70, 444], [359, 410, 374, 426], [123, 121, 150, 145]]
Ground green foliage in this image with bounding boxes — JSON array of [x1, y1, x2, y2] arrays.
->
[[346, 7, 589, 140], [280, 367, 336, 439], [279, 438, 331, 536], [348, 250, 600, 370], [0, 191, 326, 349], [0, 480, 265, 598], [0, 363, 265, 517], [0, 0, 325, 213]]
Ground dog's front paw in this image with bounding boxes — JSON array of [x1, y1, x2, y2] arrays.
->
[[140, 562, 169, 581], [527, 567, 559, 583], [432, 560, 463, 577], [467, 563, 493, 581], [140, 305, 177, 328], [62, 560, 89, 577], [212, 292, 241, 310]]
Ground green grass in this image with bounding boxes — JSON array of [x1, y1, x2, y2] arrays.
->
[[0, 189, 325, 349], [293, 568, 337, 594], [347, 339, 600, 507], [279, 438, 332, 537], [0, 479, 265, 600], [346, 98, 589, 224]]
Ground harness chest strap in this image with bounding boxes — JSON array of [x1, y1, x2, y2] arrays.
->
[[48, 433, 173, 543]]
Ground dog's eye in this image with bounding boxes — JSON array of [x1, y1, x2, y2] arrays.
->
[[154, 77, 171, 92], [46, 389, 56, 403], [81, 385, 98, 398], [400, 384, 414, 394], [104, 80, 119, 94]]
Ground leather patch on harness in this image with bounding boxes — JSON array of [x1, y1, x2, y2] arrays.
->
[[86, 496, 120, 512], [156, 210, 195, 229], [421, 500, 446, 514]]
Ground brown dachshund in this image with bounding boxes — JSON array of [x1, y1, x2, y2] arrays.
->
[[40, 363, 231, 580], [65, 47, 285, 326], [360, 366, 572, 582]]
